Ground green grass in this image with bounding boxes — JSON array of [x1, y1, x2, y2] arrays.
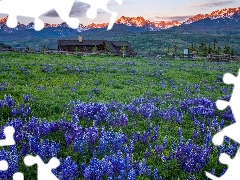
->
[[0, 52, 239, 179]]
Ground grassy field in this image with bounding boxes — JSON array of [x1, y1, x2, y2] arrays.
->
[[0, 52, 239, 179]]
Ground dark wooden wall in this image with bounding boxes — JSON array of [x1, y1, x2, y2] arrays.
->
[[58, 45, 102, 52]]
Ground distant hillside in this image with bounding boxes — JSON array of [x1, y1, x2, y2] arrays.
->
[[0, 6, 240, 54]]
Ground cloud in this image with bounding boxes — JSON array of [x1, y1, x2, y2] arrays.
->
[[43, 2, 90, 18], [187, 1, 234, 9], [108, 1, 131, 6], [43, 0, 129, 18], [153, 15, 193, 22]]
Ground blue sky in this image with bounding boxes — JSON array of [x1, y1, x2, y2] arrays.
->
[[0, 0, 240, 25]]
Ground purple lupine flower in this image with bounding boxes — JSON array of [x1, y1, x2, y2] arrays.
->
[[65, 132, 73, 146], [28, 136, 39, 154], [152, 168, 159, 180], [163, 137, 168, 149], [23, 94, 31, 103], [8, 145, 19, 174], [60, 156, 78, 180], [39, 120, 52, 136], [10, 108, 18, 117]]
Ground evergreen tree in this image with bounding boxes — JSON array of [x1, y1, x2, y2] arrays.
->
[[26, 46, 30, 52], [74, 47, 79, 53], [199, 38, 205, 52], [43, 44, 46, 51], [213, 38, 217, 53], [207, 44, 212, 54], [223, 44, 230, 54], [193, 43, 197, 52], [92, 45, 98, 53], [202, 44, 207, 54], [230, 47, 234, 56], [217, 46, 221, 55], [223, 45, 226, 54], [173, 43, 177, 54]]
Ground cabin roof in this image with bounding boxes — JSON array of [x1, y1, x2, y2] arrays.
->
[[58, 40, 131, 47], [58, 39, 136, 56], [111, 41, 130, 47]]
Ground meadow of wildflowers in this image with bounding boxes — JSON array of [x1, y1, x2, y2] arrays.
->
[[0, 52, 239, 179]]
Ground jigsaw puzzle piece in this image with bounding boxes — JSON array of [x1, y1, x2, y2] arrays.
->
[[222, 73, 236, 85], [0, 0, 31, 28], [0, 126, 16, 178], [48, 0, 79, 29], [0, 160, 8, 171], [33, 18, 45, 31], [212, 123, 240, 146], [6, 15, 18, 29], [86, 7, 98, 19], [214, 69, 240, 146], [24, 155, 60, 180], [218, 70, 240, 121], [0, 126, 15, 146], [13, 172, 24, 180], [0, 0, 18, 28], [0, 0, 79, 31], [107, 11, 117, 30], [216, 100, 230, 111], [0, 0, 123, 30], [206, 149, 240, 180], [207, 69, 240, 180], [206, 172, 220, 180]]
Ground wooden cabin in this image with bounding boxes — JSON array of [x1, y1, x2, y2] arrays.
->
[[58, 38, 136, 57], [58, 40, 104, 52]]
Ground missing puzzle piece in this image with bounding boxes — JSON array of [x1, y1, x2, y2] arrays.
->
[[0, 126, 15, 175], [13, 172, 24, 180], [0, 160, 8, 171], [207, 69, 240, 179], [206, 148, 240, 180], [0, 0, 79, 31], [216, 70, 240, 121], [0, 126, 15, 146], [0, 0, 123, 31], [0, 126, 60, 180], [24, 155, 60, 180], [212, 123, 240, 146]]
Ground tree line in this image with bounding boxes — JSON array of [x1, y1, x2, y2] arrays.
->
[[168, 38, 235, 55]]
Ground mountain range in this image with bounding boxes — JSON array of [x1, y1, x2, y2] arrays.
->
[[0, 6, 240, 32], [0, 6, 240, 53]]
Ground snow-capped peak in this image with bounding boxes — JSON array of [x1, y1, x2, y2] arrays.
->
[[183, 7, 240, 24]]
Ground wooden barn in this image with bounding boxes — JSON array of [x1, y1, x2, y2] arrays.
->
[[58, 37, 136, 57]]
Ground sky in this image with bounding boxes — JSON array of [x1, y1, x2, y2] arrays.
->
[[0, 0, 240, 25]]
